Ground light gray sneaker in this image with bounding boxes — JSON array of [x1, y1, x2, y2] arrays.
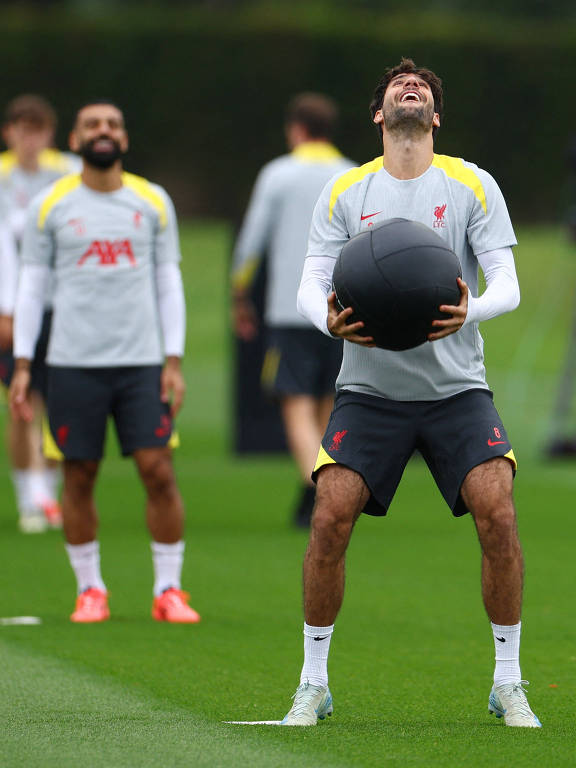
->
[[488, 681, 542, 727], [281, 682, 333, 726]]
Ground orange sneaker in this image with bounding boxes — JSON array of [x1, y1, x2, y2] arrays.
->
[[70, 588, 110, 623], [41, 500, 63, 529], [152, 588, 201, 623]]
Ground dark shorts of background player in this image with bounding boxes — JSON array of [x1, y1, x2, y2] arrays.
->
[[262, 327, 343, 398], [0, 310, 52, 397], [46, 365, 173, 461], [313, 388, 516, 517]]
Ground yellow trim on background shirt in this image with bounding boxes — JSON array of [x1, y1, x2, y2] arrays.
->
[[122, 172, 167, 229], [328, 156, 383, 220], [38, 174, 82, 229], [38, 149, 75, 173], [0, 150, 17, 175], [292, 142, 343, 163], [314, 444, 336, 473], [42, 418, 64, 462], [432, 154, 487, 214], [504, 448, 517, 470], [1, 149, 75, 176], [232, 256, 261, 290]]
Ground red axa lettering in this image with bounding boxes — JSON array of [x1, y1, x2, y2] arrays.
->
[[77, 239, 136, 266]]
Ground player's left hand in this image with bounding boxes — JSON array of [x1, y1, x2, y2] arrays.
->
[[428, 278, 469, 341], [161, 357, 186, 417]]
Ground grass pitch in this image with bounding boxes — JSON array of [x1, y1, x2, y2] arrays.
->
[[1, 223, 576, 767]]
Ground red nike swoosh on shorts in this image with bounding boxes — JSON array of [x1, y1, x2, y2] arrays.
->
[[360, 211, 382, 221], [487, 439, 506, 446]]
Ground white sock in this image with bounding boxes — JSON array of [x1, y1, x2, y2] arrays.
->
[[29, 469, 50, 506], [65, 541, 106, 594], [12, 470, 33, 514], [491, 621, 522, 686], [300, 623, 334, 687], [43, 467, 60, 503], [151, 540, 184, 596]]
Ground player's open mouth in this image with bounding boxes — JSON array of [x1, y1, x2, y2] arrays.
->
[[93, 139, 115, 151], [400, 91, 421, 103]]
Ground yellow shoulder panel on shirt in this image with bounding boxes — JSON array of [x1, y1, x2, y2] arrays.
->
[[37, 174, 82, 230], [292, 141, 343, 163], [0, 150, 17, 175], [432, 154, 487, 214], [328, 156, 382, 221], [122, 172, 167, 229], [38, 149, 75, 173]]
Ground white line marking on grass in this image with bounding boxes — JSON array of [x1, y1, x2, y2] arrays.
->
[[224, 720, 282, 725], [0, 616, 42, 626]]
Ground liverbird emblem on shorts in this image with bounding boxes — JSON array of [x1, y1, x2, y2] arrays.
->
[[328, 430, 348, 452]]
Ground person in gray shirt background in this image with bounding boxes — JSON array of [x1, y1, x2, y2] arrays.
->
[[10, 100, 200, 626], [232, 93, 354, 527]]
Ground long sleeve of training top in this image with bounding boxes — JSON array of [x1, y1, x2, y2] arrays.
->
[[297, 246, 520, 337]]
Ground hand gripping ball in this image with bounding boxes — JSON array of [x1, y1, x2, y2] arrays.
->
[[332, 218, 462, 350]]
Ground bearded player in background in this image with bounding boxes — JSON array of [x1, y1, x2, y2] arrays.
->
[[10, 100, 200, 624]]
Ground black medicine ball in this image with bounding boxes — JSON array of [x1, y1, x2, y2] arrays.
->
[[332, 218, 462, 351]]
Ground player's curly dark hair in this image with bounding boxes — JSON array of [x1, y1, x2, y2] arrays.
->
[[369, 58, 443, 139]]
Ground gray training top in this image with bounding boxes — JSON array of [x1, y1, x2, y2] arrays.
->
[[21, 172, 181, 367], [232, 141, 354, 327], [307, 154, 517, 401]]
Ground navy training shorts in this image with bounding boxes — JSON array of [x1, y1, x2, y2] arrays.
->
[[313, 388, 516, 517]]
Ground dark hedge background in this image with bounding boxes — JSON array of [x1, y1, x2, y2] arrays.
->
[[1, 7, 574, 222]]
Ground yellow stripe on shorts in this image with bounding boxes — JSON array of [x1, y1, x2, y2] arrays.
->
[[261, 348, 281, 389], [313, 444, 336, 474], [168, 430, 180, 449], [504, 448, 517, 470], [42, 416, 64, 462]]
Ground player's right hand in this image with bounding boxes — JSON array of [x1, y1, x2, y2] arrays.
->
[[9, 366, 33, 422], [0, 315, 13, 350], [232, 296, 258, 342], [327, 292, 376, 347]]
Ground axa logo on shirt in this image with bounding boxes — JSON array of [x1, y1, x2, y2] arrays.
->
[[433, 203, 447, 228], [77, 239, 136, 266]]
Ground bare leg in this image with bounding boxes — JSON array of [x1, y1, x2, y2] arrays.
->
[[281, 395, 324, 484], [62, 460, 100, 544], [133, 446, 184, 543], [304, 465, 370, 626], [461, 458, 523, 624]]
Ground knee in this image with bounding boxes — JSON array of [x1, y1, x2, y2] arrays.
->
[[139, 454, 178, 499], [310, 500, 356, 560], [474, 500, 519, 552], [64, 460, 98, 497]]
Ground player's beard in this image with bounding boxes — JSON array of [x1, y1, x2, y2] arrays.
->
[[383, 101, 435, 138], [78, 137, 125, 169]]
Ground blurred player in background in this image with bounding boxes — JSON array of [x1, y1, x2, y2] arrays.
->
[[232, 93, 354, 527], [0, 95, 80, 532], [280, 59, 540, 728], [10, 100, 200, 624], [545, 136, 576, 457]]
